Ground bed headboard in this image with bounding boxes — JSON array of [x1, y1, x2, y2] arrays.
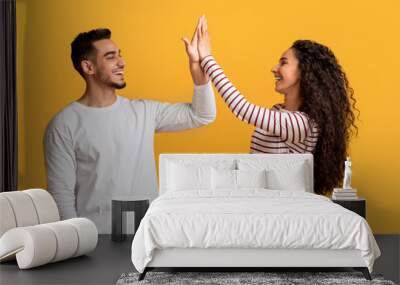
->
[[159, 153, 314, 194]]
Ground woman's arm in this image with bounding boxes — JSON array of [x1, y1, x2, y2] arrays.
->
[[197, 16, 313, 145]]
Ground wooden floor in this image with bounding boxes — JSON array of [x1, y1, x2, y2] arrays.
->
[[0, 235, 398, 285]]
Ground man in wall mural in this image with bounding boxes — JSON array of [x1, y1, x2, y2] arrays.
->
[[43, 25, 215, 233]]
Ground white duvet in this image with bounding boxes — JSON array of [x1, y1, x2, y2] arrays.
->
[[131, 189, 380, 273]]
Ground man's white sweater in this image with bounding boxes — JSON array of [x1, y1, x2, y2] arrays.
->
[[44, 83, 215, 233]]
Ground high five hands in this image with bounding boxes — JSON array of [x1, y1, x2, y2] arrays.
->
[[182, 15, 212, 62], [182, 15, 212, 85], [196, 15, 211, 61]]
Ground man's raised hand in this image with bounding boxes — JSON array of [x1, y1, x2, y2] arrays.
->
[[182, 17, 201, 63]]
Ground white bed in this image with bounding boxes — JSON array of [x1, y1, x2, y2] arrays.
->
[[131, 154, 380, 280]]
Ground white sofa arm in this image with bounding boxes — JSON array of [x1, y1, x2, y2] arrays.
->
[[64, 218, 98, 257], [0, 218, 98, 269], [0, 189, 60, 237]]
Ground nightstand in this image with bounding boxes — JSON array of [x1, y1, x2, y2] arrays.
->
[[332, 197, 366, 218], [111, 195, 150, 242]]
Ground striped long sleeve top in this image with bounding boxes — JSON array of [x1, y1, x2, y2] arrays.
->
[[201, 55, 319, 154]]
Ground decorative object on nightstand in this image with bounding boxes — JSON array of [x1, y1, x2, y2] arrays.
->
[[332, 157, 358, 200], [332, 157, 365, 218], [332, 198, 366, 218], [332, 188, 358, 200], [343, 156, 352, 189], [111, 195, 150, 242]]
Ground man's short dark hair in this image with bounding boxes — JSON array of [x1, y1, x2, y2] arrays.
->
[[71, 28, 111, 77]]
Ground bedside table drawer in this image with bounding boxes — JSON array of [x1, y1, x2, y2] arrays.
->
[[332, 198, 366, 218]]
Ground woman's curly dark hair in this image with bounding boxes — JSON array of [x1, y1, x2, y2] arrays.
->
[[291, 40, 358, 195]]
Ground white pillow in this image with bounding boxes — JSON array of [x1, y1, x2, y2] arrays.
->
[[265, 162, 307, 191], [167, 159, 236, 170], [211, 169, 237, 190], [166, 159, 236, 192], [211, 169, 268, 190], [237, 169, 267, 189], [167, 162, 212, 191], [238, 159, 309, 191]]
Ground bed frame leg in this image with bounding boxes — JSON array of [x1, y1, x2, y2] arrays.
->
[[354, 267, 371, 280], [138, 268, 148, 281]]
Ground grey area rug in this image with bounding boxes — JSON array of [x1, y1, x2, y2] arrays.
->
[[116, 272, 396, 285]]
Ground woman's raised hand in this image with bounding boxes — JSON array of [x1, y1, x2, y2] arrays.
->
[[197, 15, 211, 61]]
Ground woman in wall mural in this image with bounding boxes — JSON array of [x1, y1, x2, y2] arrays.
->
[[185, 16, 358, 195]]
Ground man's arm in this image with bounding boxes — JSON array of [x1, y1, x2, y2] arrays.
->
[[152, 18, 216, 132], [189, 61, 209, 85], [43, 126, 77, 219], [154, 81, 216, 132]]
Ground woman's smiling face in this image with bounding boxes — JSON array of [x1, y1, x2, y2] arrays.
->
[[271, 48, 301, 96]]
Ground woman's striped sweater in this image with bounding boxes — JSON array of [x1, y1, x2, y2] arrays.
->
[[201, 55, 319, 154]]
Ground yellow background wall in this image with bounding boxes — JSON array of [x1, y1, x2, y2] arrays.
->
[[16, 0, 400, 233]]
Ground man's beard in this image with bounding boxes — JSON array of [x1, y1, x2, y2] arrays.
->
[[111, 81, 126, 89]]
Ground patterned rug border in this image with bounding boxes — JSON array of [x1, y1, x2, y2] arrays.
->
[[116, 271, 396, 285]]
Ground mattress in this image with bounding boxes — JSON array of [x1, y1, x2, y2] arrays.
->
[[131, 189, 380, 273]]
